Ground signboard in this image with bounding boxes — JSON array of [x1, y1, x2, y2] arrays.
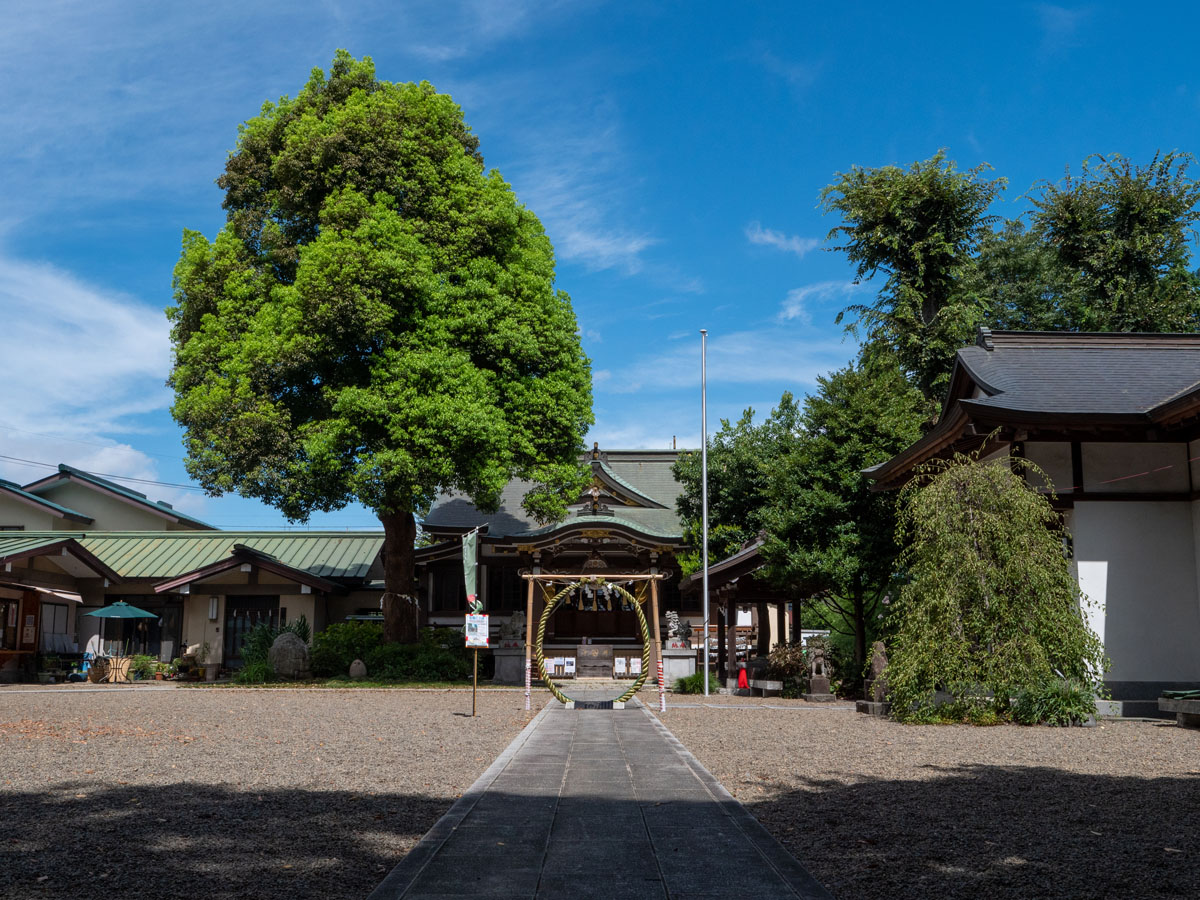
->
[[464, 614, 489, 648]]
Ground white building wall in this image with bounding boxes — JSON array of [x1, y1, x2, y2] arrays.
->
[[1071, 501, 1200, 682]]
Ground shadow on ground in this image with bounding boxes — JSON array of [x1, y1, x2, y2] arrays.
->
[[6, 763, 1200, 899], [746, 761, 1200, 899], [0, 783, 449, 900]]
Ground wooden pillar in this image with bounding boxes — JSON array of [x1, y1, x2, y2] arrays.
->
[[776, 602, 788, 649], [756, 601, 770, 658], [722, 591, 736, 681], [524, 577, 534, 711], [715, 589, 726, 682], [650, 577, 665, 712]]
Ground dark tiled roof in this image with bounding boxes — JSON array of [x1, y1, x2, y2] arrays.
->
[[869, 330, 1200, 489], [956, 331, 1200, 419], [424, 450, 686, 539]]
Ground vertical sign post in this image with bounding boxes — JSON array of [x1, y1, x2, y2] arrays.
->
[[462, 529, 485, 716], [465, 611, 488, 716], [700, 329, 711, 696]]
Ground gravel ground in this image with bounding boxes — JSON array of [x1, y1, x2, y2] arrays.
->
[[658, 700, 1200, 899], [0, 686, 545, 900]]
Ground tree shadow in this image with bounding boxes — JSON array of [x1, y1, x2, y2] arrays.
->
[[747, 762, 1200, 899], [0, 783, 450, 900]]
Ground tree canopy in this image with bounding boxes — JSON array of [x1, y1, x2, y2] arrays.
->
[[168, 52, 593, 641], [822, 150, 1200, 403], [821, 152, 1005, 398], [762, 358, 926, 667], [672, 394, 802, 576], [884, 452, 1106, 722]]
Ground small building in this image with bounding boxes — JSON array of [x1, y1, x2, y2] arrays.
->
[[868, 329, 1200, 714], [0, 464, 384, 679], [418, 446, 693, 680]]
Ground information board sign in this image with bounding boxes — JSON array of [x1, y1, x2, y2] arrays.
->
[[464, 614, 489, 648]]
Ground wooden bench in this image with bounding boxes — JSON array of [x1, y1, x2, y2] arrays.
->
[[724, 677, 783, 697]]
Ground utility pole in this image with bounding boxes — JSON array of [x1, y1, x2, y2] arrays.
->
[[700, 329, 710, 696]]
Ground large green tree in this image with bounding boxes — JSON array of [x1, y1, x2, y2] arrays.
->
[[168, 52, 593, 642], [761, 359, 926, 668], [885, 452, 1106, 722], [821, 151, 1005, 398], [672, 394, 802, 576], [1028, 152, 1200, 332]]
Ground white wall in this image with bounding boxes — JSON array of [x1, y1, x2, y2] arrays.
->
[[1071, 501, 1200, 681]]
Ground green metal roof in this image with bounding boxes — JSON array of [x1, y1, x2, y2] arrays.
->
[[23, 464, 217, 530], [0, 531, 383, 581], [424, 449, 685, 539], [0, 479, 93, 523]]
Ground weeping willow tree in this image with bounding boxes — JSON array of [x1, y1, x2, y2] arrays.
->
[[885, 451, 1106, 722]]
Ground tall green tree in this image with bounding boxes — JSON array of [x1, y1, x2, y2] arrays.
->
[[1028, 151, 1200, 332], [761, 359, 926, 668], [168, 52, 593, 642], [968, 219, 1082, 331], [821, 151, 1005, 398], [885, 452, 1106, 722], [672, 394, 802, 576]]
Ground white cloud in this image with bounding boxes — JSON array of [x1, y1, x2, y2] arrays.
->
[[745, 221, 821, 257], [778, 280, 863, 323], [0, 255, 172, 486], [1036, 4, 1091, 53], [602, 326, 853, 395]]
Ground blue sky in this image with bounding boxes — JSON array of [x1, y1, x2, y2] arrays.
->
[[2, 1, 1198, 529]]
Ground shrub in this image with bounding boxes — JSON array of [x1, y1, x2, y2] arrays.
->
[[311, 621, 384, 676], [886, 452, 1107, 722], [766, 641, 808, 697], [130, 654, 157, 679], [673, 672, 722, 694], [1013, 679, 1097, 726], [235, 660, 274, 684]]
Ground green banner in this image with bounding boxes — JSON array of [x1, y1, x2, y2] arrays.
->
[[462, 529, 479, 612]]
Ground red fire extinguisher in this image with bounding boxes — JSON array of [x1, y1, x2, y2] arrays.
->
[[737, 665, 749, 690]]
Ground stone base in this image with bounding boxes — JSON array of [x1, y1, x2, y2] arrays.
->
[[1159, 697, 1200, 729], [804, 693, 836, 703], [856, 700, 891, 716], [661, 647, 696, 686], [492, 645, 526, 685]]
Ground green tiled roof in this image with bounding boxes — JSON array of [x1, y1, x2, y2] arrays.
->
[[24, 465, 216, 530], [424, 450, 686, 539], [0, 479, 92, 523], [0, 531, 383, 581]]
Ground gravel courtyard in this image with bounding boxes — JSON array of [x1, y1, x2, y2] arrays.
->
[[0, 686, 545, 900], [3, 687, 1198, 900], [661, 699, 1200, 899]]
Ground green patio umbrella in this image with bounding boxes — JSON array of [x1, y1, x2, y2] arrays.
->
[[83, 601, 158, 654]]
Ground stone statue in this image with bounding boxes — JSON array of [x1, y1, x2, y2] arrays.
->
[[666, 611, 693, 648], [805, 643, 833, 699], [349, 659, 368, 680], [810, 646, 828, 679], [268, 632, 311, 680], [499, 610, 526, 643]]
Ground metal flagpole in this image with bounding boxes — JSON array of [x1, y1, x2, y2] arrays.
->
[[700, 329, 710, 697]]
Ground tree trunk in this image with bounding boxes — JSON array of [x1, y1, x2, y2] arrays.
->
[[852, 589, 867, 669], [380, 510, 419, 644]]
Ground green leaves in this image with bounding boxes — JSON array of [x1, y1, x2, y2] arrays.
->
[[168, 52, 592, 529], [822, 151, 1005, 399], [885, 452, 1106, 722]]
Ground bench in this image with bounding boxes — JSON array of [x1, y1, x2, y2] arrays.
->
[[724, 677, 783, 697], [1159, 696, 1200, 729]]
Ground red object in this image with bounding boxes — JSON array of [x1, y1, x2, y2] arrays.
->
[[737, 667, 749, 690]]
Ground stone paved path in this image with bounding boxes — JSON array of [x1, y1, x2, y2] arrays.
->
[[368, 696, 831, 899]]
